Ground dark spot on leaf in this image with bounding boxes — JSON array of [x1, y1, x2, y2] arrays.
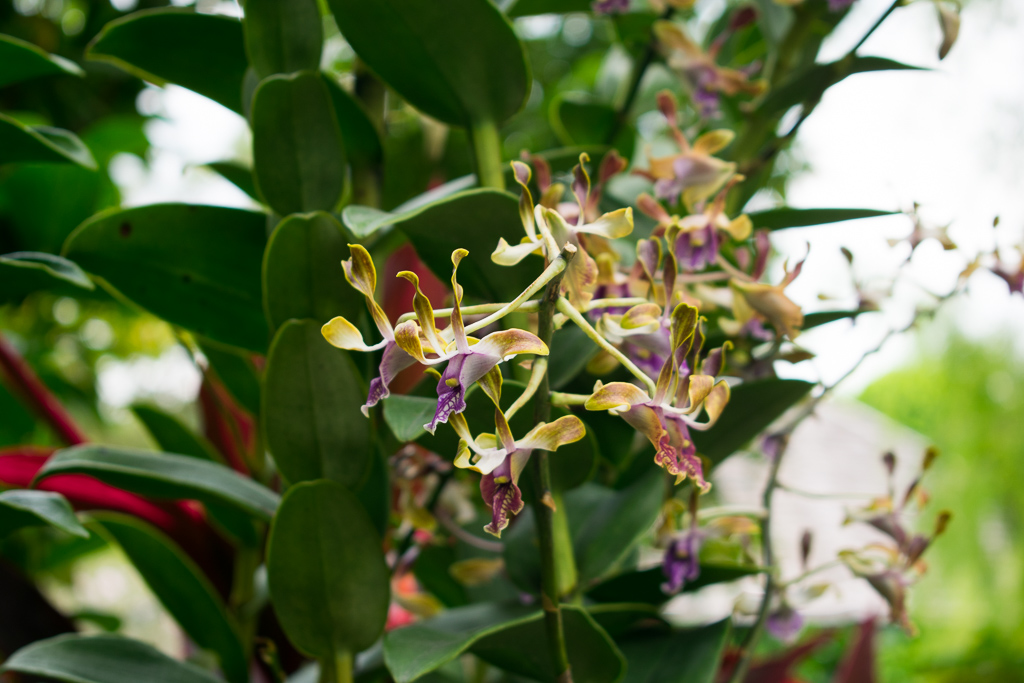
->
[[119, 222, 132, 237], [181, 274, 192, 284]]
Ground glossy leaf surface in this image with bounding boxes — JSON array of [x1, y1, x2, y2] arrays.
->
[[0, 34, 83, 87], [131, 405, 223, 464], [0, 114, 96, 168], [617, 620, 730, 683], [263, 320, 371, 487], [99, 516, 247, 683], [36, 445, 280, 521], [63, 203, 268, 351], [267, 481, 389, 658], [252, 71, 347, 216], [0, 634, 221, 683], [0, 490, 88, 538], [262, 212, 360, 330], [243, 0, 323, 78], [86, 8, 249, 114], [748, 207, 895, 231], [0, 252, 94, 293], [327, 0, 529, 128]]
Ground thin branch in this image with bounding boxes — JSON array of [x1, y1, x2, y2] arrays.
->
[[506, 357, 548, 421], [0, 333, 86, 445]]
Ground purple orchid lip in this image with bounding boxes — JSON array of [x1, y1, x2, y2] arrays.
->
[[662, 529, 704, 593]]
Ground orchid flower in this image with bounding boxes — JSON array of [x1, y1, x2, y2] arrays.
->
[[493, 156, 634, 309], [729, 252, 807, 340], [321, 244, 419, 416], [449, 406, 585, 537], [637, 178, 752, 273], [586, 303, 730, 491], [395, 249, 550, 434], [652, 22, 766, 119]]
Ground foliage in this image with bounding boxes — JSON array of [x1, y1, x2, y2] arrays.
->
[[0, 0, 1003, 682]]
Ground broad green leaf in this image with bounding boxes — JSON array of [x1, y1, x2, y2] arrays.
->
[[383, 395, 438, 443], [547, 324, 599, 390], [507, 0, 591, 17], [243, 0, 323, 78], [758, 56, 925, 119], [98, 515, 247, 683], [263, 320, 371, 487], [396, 189, 536, 301], [252, 71, 347, 216], [205, 162, 258, 200], [262, 212, 361, 330], [0, 490, 88, 538], [0, 251, 94, 293], [587, 563, 763, 606], [748, 207, 895, 231], [348, 173, 480, 238], [804, 309, 862, 329], [692, 378, 814, 465], [63, 203, 269, 352], [267, 480, 389, 659], [571, 468, 664, 586], [0, 114, 96, 168], [0, 634, 221, 683], [617, 619, 730, 683], [587, 603, 664, 639], [130, 404, 261, 546], [551, 94, 634, 158], [198, 339, 262, 416], [383, 603, 624, 683], [131, 404, 222, 463], [36, 445, 280, 521], [504, 469, 661, 594], [471, 606, 624, 683], [357, 447, 391, 536], [0, 34, 84, 88], [326, 0, 529, 128], [86, 8, 249, 114], [412, 543, 470, 609], [323, 75, 384, 169]]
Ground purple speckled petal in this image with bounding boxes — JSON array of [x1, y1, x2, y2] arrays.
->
[[662, 530, 703, 593], [480, 456, 525, 537], [362, 341, 416, 416], [425, 354, 468, 434]]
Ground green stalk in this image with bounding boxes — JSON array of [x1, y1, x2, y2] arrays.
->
[[319, 650, 354, 683], [470, 118, 506, 191], [530, 251, 576, 683]]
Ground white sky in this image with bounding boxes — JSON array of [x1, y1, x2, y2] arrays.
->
[[102, 0, 1024, 406]]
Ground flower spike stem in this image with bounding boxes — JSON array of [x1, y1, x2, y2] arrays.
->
[[464, 252, 572, 336], [506, 357, 548, 421], [530, 248, 576, 683], [549, 392, 590, 407], [319, 649, 354, 683], [0, 332, 86, 445], [555, 297, 658, 396]]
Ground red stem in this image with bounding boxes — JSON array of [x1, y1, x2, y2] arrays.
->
[[0, 332, 87, 445]]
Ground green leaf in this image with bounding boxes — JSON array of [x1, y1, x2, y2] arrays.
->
[[252, 71, 347, 216], [383, 603, 624, 683], [326, 0, 529, 128], [547, 324, 599, 390], [0, 490, 88, 538], [86, 8, 249, 114], [804, 309, 862, 329], [571, 468, 664, 586], [748, 207, 895, 231], [587, 563, 763, 606], [263, 320, 372, 487], [131, 404, 222, 463], [262, 212, 361, 330], [0, 114, 96, 168], [98, 515, 247, 683], [0, 251, 94, 291], [205, 162, 258, 200], [471, 606, 624, 683], [617, 619, 730, 683], [243, 0, 323, 78], [551, 94, 634, 158], [36, 445, 280, 521], [198, 339, 262, 416], [323, 75, 384, 169], [758, 56, 925, 119], [0, 34, 84, 88], [412, 544, 470, 608], [383, 395, 438, 443], [507, 0, 592, 17], [63, 203, 269, 352], [692, 378, 814, 465], [396, 189, 537, 301], [0, 634, 222, 683], [267, 480, 389, 659]]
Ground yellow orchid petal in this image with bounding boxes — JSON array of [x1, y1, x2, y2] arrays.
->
[[396, 270, 446, 355], [321, 316, 386, 351], [726, 214, 753, 241], [393, 320, 441, 365], [576, 207, 634, 240], [585, 381, 652, 411], [517, 415, 586, 452], [621, 303, 663, 329], [473, 328, 550, 359], [693, 129, 735, 156], [492, 236, 544, 266], [684, 374, 714, 414]]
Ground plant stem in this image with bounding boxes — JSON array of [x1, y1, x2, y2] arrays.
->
[[319, 650, 354, 683], [549, 392, 590, 407], [470, 118, 506, 191], [506, 357, 548, 420], [530, 252, 574, 683], [0, 332, 86, 445], [848, 0, 903, 57], [606, 7, 674, 144], [556, 297, 658, 396]]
